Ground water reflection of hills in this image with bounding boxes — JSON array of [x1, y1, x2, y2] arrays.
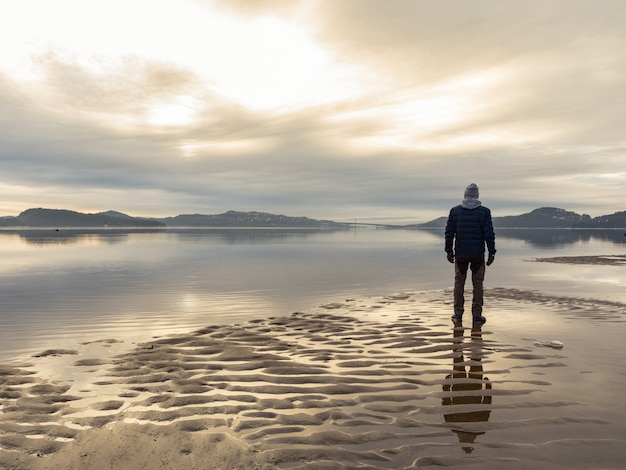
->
[[1, 228, 344, 246], [417, 227, 626, 248], [6, 227, 624, 248], [170, 228, 339, 244], [496, 229, 626, 248], [0, 229, 151, 246]]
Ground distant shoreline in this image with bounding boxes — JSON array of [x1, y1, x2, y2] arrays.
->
[[3, 206, 626, 229]]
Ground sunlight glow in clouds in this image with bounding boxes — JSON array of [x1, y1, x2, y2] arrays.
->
[[336, 69, 510, 153], [200, 16, 365, 111], [3, 0, 365, 119], [175, 137, 275, 159], [147, 96, 199, 127]]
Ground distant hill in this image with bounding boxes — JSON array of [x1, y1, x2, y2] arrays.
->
[[493, 207, 591, 228], [0, 209, 164, 228], [0, 208, 347, 229], [412, 216, 448, 228], [575, 210, 626, 228], [415, 207, 626, 229], [96, 210, 135, 220], [154, 210, 346, 228]]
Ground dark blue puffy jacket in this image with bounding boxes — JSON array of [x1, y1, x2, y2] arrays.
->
[[445, 205, 496, 256]]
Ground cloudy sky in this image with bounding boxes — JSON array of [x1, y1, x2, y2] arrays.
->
[[1, 0, 624, 223]]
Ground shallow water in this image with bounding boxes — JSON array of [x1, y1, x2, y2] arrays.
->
[[1, 227, 625, 363], [2, 291, 624, 469]]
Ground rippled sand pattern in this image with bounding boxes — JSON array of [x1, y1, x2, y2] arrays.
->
[[1, 290, 625, 469]]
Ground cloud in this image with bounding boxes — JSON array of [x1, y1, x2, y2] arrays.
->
[[314, 1, 623, 77], [1, 0, 625, 221]]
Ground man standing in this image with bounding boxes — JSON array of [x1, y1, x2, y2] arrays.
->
[[445, 183, 496, 326]]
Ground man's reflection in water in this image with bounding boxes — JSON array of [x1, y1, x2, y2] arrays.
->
[[442, 326, 492, 454]]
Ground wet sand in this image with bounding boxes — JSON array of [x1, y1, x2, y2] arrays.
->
[[1, 289, 625, 469], [533, 254, 626, 265]]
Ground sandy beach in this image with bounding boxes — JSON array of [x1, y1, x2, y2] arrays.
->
[[1, 286, 625, 469]]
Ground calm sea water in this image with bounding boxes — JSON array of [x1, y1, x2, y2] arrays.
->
[[1, 227, 625, 362]]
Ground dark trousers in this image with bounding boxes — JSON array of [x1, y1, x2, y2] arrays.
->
[[454, 255, 485, 317]]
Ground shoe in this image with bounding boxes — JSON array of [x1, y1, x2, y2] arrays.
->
[[451, 315, 463, 324], [472, 316, 486, 326]]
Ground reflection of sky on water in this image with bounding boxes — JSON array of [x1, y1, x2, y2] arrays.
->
[[0, 228, 625, 362], [484, 297, 626, 425], [496, 228, 626, 248], [531, 264, 624, 289]]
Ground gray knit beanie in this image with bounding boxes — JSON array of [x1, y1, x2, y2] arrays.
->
[[464, 183, 479, 199]]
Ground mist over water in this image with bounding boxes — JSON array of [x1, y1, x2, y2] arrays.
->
[[1, 227, 625, 362]]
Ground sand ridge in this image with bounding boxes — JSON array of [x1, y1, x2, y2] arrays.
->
[[1, 290, 625, 469], [533, 254, 626, 266]]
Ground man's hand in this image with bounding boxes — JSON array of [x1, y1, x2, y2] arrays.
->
[[447, 252, 455, 264], [486, 253, 495, 266]]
